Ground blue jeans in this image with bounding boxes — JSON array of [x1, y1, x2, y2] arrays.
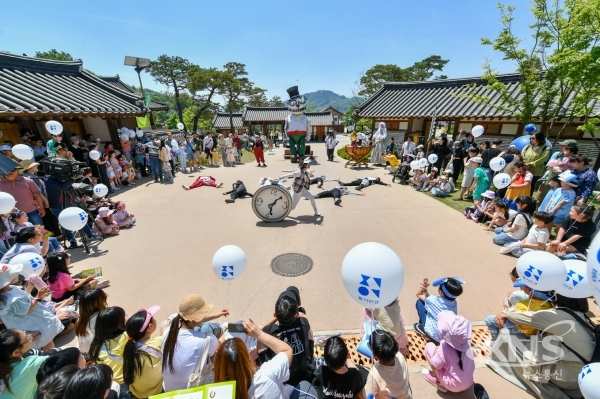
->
[[149, 157, 162, 180], [493, 227, 519, 245], [200, 322, 223, 337], [431, 188, 450, 197], [26, 210, 43, 226], [415, 299, 427, 327], [51, 208, 94, 244], [47, 237, 62, 253], [485, 315, 520, 341]]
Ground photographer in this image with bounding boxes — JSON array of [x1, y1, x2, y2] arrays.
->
[[44, 144, 101, 248]]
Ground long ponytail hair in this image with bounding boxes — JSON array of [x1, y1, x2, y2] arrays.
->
[[0, 330, 22, 393], [123, 310, 152, 385], [88, 307, 126, 362], [162, 314, 185, 373]]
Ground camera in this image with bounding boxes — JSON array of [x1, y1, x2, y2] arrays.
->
[[39, 158, 87, 182]]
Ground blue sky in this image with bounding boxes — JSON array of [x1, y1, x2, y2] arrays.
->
[[1, 0, 534, 99]]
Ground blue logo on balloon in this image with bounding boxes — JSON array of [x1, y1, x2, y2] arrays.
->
[[78, 212, 86, 221], [502, 178, 509, 185], [565, 269, 584, 288], [580, 365, 591, 379], [358, 274, 382, 298], [30, 258, 43, 270], [523, 265, 543, 283], [221, 265, 234, 278]]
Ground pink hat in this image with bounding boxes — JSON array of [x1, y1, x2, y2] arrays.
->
[[437, 310, 472, 352], [140, 306, 161, 332], [97, 207, 115, 218]]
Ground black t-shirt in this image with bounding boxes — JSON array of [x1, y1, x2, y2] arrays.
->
[[262, 317, 314, 386], [561, 218, 596, 253], [312, 365, 366, 399]]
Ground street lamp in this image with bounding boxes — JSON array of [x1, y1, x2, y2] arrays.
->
[[124, 56, 153, 126]]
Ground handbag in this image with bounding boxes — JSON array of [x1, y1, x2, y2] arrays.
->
[[187, 340, 214, 388]]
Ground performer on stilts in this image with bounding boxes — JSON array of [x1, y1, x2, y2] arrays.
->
[[280, 158, 320, 216], [284, 86, 311, 163]]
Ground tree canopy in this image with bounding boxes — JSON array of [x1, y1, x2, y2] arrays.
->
[[35, 49, 74, 61], [358, 55, 449, 98]]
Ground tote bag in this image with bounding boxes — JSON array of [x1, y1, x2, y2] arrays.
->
[[187, 339, 214, 388]]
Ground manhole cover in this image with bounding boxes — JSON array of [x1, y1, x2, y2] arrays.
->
[[271, 253, 313, 277]]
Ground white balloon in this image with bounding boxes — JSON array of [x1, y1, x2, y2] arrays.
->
[[427, 154, 438, 164], [0, 192, 16, 214], [342, 242, 404, 308], [58, 207, 88, 232], [212, 245, 247, 281], [136, 129, 144, 138], [171, 139, 178, 148], [419, 158, 428, 167], [89, 150, 101, 161], [471, 125, 484, 138], [121, 127, 129, 134], [177, 123, 184, 130], [516, 251, 567, 292], [489, 157, 506, 172], [45, 120, 63, 135], [128, 130, 136, 138], [11, 144, 33, 160], [410, 160, 420, 170], [579, 363, 600, 399], [493, 173, 511, 189], [120, 134, 129, 142], [555, 260, 593, 298], [586, 234, 600, 307], [9, 253, 45, 277], [93, 184, 109, 197]]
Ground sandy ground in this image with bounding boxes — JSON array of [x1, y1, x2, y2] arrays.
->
[[66, 136, 534, 397]]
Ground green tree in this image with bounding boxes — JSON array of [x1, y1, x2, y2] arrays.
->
[[475, 0, 600, 145], [268, 95, 285, 107], [149, 55, 191, 128], [358, 56, 449, 98], [247, 90, 268, 107], [187, 66, 225, 133], [35, 49, 74, 61], [220, 62, 264, 132]]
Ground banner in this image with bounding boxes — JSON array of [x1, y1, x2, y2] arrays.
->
[[149, 381, 235, 399], [136, 115, 151, 128]]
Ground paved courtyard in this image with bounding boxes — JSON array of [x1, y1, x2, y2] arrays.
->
[[69, 136, 531, 398]]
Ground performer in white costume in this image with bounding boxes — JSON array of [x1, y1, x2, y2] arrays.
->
[[279, 158, 320, 216], [370, 122, 387, 165]]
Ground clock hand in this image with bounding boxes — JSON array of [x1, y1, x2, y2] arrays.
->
[[267, 196, 283, 216]]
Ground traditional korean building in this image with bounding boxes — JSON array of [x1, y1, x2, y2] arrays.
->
[[321, 106, 344, 132], [0, 53, 148, 145], [354, 73, 600, 165], [211, 113, 245, 135], [98, 75, 168, 113]]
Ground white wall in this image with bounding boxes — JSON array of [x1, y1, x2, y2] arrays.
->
[[458, 122, 473, 133], [501, 124, 519, 135], [83, 117, 111, 141], [399, 121, 408, 130], [412, 118, 424, 132]]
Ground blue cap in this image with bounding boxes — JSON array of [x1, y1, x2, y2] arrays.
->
[[559, 172, 579, 187], [432, 277, 466, 299], [513, 279, 551, 301]]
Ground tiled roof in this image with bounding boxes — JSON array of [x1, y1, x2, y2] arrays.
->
[[212, 113, 244, 128], [354, 73, 600, 119], [98, 75, 169, 112], [0, 53, 145, 116], [241, 107, 334, 126]]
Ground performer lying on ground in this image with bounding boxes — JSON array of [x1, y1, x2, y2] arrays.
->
[[313, 186, 365, 206], [338, 177, 391, 190], [223, 180, 253, 203], [182, 176, 224, 190]]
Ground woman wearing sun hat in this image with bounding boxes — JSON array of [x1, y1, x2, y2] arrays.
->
[[422, 311, 475, 393], [161, 294, 228, 392]]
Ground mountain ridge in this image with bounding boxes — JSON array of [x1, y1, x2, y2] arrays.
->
[[302, 90, 363, 113]]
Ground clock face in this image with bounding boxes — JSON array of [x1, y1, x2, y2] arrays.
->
[[252, 185, 293, 222]]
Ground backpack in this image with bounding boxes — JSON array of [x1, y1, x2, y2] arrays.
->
[[556, 308, 600, 364]]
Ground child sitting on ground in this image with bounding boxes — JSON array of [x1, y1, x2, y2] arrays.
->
[[113, 201, 135, 228], [414, 277, 464, 343], [430, 175, 453, 197], [420, 168, 439, 192], [409, 169, 427, 190], [500, 211, 553, 257], [492, 196, 536, 246], [484, 199, 509, 230], [485, 279, 553, 342], [121, 164, 136, 186], [363, 298, 409, 356], [47, 252, 107, 301], [364, 330, 411, 399], [464, 190, 495, 223], [422, 311, 475, 394], [94, 207, 119, 236], [547, 203, 596, 257], [503, 268, 529, 309], [539, 172, 577, 228], [312, 336, 367, 399]]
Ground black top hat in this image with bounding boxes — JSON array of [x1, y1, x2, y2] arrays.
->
[[287, 86, 300, 99]]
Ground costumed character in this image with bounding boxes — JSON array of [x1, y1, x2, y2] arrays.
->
[[279, 158, 320, 216], [223, 180, 253, 203], [356, 132, 369, 146], [282, 168, 338, 189], [338, 177, 391, 191], [182, 176, 223, 190], [284, 86, 311, 163], [314, 186, 365, 206], [370, 122, 387, 165]]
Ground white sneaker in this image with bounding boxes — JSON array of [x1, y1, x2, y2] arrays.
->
[[314, 211, 321, 216], [96, 280, 111, 289], [217, 182, 223, 188], [182, 185, 190, 190]]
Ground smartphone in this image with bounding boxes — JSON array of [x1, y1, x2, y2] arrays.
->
[[227, 322, 245, 333]]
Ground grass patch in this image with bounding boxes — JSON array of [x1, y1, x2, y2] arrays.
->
[[403, 173, 474, 213]]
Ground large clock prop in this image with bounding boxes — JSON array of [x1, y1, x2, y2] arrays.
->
[[252, 182, 293, 222]]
